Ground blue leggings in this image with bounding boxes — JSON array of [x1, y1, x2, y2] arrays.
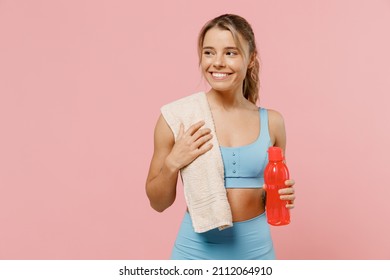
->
[[170, 211, 275, 260]]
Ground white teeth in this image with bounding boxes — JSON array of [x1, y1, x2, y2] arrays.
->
[[212, 73, 228, 78]]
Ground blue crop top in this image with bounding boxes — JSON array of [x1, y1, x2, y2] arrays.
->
[[219, 108, 271, 188]]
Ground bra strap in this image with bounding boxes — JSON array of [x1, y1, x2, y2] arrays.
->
[[259, 108, 270, 140]]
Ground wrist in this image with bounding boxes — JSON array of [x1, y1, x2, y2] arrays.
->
[[164, 155, 180, 174]]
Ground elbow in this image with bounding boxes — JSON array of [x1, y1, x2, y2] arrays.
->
[[145, 182, 176, 212], [145, 190, 170, 213], [149, 199, 174, 213], [151, 203, 167, 213]]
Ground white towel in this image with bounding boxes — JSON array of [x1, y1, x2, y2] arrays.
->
[[161, 91, 233, 233]]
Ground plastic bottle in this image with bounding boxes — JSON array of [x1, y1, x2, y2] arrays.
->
[[264, 146, 290, 226]]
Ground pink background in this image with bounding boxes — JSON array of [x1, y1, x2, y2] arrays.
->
[[1, 0, 389, 259]]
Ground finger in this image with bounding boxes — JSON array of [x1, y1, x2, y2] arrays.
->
[[262, 184, 267, 191], [284, 179, 295, 186], [195, 144, 213, 158], [283, 196, 295, 209], [278, 187, 295, 195], [185, 120, 205, 136], [286, 203, 295, 209], [280, 194, 295, 201], [194, 133, 213, 148], [192, 127, 212, 142], [196, 142, 213, 155]]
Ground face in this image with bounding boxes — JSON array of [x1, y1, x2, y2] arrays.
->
[[201, 27, 251, 94]]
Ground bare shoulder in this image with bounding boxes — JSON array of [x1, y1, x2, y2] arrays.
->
[[267, 109, 285, 127], [154, 114, 175, 151], [266, 109, 286, 151], [145, 114, 175, 184]]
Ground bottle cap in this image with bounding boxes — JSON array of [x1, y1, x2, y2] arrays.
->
[[268, 147, 284, 161]]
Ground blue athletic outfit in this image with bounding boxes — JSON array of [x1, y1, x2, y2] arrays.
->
[[170, 108, 275, 260]]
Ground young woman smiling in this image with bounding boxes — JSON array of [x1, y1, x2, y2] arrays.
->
[[146, 14, 296, 260]]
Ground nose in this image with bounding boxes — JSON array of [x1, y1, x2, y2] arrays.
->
[[213, 53, 225, 68]]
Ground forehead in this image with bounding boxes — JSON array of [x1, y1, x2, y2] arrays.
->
[[203, 28, 236, 46], [203, 27, 248, 51]]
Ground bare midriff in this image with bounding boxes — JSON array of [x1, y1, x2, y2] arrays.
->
[[227, 188, 265, 222], [186, 189, 265, 222]]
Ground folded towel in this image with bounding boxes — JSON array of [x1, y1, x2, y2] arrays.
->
[[161, 91, 233, 233]]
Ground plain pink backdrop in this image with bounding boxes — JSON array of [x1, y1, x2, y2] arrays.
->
[[1, 0, 389, 259]]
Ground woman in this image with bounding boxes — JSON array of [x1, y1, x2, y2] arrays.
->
[[146, 14, 296, 260]]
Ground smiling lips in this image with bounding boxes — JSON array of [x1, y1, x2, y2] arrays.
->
[[210, 72, 232, 80]]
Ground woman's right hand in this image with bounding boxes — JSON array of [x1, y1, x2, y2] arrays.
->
[[166, 120, 214, 171]]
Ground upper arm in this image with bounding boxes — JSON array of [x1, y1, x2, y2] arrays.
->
[[145, 114, 175, 185], [268, 109, 287, 156]]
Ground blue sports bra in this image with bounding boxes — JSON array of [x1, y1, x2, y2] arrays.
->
[[219, 108, 271, 189]]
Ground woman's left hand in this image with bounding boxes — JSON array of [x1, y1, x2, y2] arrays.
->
[[279, 179, 296, 209]]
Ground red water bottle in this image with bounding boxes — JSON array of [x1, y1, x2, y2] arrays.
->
[[264, 147, 290, 226]]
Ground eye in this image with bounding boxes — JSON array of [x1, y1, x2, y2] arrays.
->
[[226, 51, 238, 56], [203, 50, 214, 56]]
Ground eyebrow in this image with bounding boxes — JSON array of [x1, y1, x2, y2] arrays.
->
[[202, 46, 239, 50]]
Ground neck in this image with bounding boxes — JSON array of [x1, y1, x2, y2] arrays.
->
[[207, 88, 247, 110]]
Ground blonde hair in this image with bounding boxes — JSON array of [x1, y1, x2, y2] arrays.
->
[[197, 14, 260, 104]]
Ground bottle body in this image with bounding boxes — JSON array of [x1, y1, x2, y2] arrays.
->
[[264, 147, 290, 226]]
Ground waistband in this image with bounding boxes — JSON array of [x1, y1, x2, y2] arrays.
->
[[225, 177, 264, 189]]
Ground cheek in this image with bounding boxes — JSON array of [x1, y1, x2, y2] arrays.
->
[[226, 58, 243, 69], [200, 58, 210, 69], [237, 62, 250, 77], [200, 61, 211, 76]]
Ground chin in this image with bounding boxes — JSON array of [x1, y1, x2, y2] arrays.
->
[[206, 81, 230, 91]]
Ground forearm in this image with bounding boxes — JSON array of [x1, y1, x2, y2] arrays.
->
[[146, 157, 179, 212]]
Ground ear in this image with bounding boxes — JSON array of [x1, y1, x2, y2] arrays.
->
[[248, 53, 256, 69]]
